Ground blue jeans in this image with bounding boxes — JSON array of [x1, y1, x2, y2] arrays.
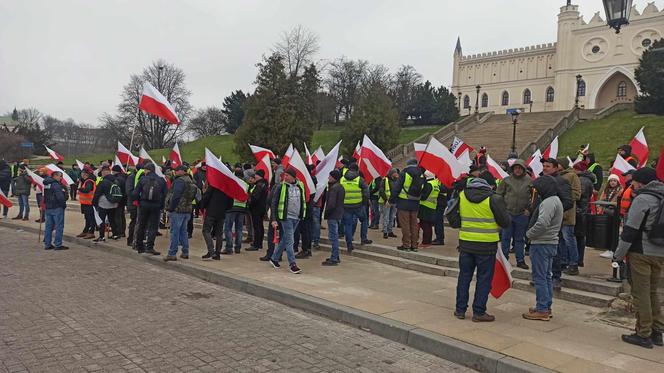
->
[[558, 225, 578, 266], [501, 214, 528, 263], [272, 218, 299, 266], [224, 211, 244, 251], [311, 206, 321, 245], [369, 199, 380, 227], [327, 219, 341, 262], [18, 194, 30, 218], [266, 222, 284, 260], [168, 212, 190, 256], [343, 207, 368, 247], [380, 203, 397, 234], [530, 244, 557, 312], [44, 208, 64, 248], [456, 251, 496, 316], [434, 205, 444, 241]]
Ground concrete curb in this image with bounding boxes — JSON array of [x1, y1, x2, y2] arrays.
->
[[1, 221, 554, 373]]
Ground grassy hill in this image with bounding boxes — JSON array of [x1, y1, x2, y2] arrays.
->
[[559, 110, 664, 167], [62, 125, 442, 166]]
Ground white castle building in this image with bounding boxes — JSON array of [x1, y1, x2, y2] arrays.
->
[[451, 2, 664, 114]]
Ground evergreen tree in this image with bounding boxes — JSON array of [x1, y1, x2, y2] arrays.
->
[[635, 38, 664, 115], [431, 85, 459, 124], [222, 90, 247, 134], [341, 82, 400, 157]]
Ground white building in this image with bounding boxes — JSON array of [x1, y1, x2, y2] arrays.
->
[[451, 2, 664, 115]]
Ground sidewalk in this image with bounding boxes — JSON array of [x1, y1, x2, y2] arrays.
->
[[2, 207, 664, 372]]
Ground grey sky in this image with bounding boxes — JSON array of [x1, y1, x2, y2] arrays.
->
[[1, 0, 658, 125]]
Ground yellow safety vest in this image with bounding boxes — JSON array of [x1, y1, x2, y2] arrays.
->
[[340, 176, 362, 205], [233, 180, 249, 209], [95, 176, 102, 185], [379, 178, 391, 204], [459, 191, 499, 242], [420, 179, 440, 210], [133, 169, 145, 187], [277, 181, 306, 220], [398, 173, 420, 201]]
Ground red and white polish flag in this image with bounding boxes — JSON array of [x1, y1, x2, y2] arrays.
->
[[117, 141, 139, 166], [138, 82, 180, 125], [450, 136, 474, 159], [304, 142, 313, 166], [414, 142, 426, 162], [255, 154, 273, 184], [282, 143, 294, 169], [629, 127, 649, 168], [169, 143, 182, 168], [0, 189, 12, 209], [312, 146, 325, 165], [359, 135, 392, 184], [112, 156, 126, 173], [314, 140, 342, 203], [418, 137, 464, 188], [486, 155, 509, 180], [610, 153, 636, 187], [336, 156, 344, 169], [46, 164, 75, 186], [138, 147, 165, 178], [542, 136, 559, 160], [490, 249, 513, 299], [161, 155, 167, 165], [205, 148, 248, 202], [44, 145, 64, 162], [249, 144, 276, 162], [456, 149, 472, 174], [352, 141, 362, 160], [527, 149, 543, 178], [288, 148, 316, 201], [75, 159, 86, 171], [26, 168, 45, 190]]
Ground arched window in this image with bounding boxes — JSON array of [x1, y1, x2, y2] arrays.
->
[[481, 93, 488, 108], [617, 81, 627, 97], [577, 80, 586, 97], [501, 91, 509, 106], [545, 87, 555, 102], [463, 95, 470, 108], [523, 89, 532, 104]]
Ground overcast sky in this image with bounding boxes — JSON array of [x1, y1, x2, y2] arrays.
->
[[1, 0, 659, 125]]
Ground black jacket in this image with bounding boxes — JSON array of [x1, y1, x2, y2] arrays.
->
[[43, 177, 67, 210], [391, 164, 425, 211], [0, 161, 10, 191], [325, 180, 345, 220], [199, 185, 232, 219], [114, 173, 128, 205], [249, 178, 269, 215], [458, 178, 511, 255], [132, 172, 167, 210], [93, 174, 117, 206]]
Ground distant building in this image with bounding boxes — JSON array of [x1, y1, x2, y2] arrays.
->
[[0, 115, 20, 132], [451, 2, 664, 114], [47, 125, 116, 156]]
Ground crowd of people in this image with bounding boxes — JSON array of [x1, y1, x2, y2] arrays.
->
[[0, 139, 662, 350]]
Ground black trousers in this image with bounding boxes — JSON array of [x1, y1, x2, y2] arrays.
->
[[187, 211, 194, 237], [202, 215, 225, 254], [134, 206, 160, 251], [81, 205, 95, 233], [115, 203, 126, 237], [251, 211, 265, 249], [97, 207, 118, 238], [70, 183, 78, 200], [294, 215, 312, 252], [127, 206, 138, 246]]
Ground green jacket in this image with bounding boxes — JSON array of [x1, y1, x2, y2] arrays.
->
[[66, 168, 81, 183], [559, 168, 581, 226], [495, 161, 531, 216]]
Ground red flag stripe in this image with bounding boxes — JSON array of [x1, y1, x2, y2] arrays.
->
[[138, 82, 180, 125]]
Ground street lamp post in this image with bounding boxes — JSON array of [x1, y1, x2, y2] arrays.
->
[[574, 76, 580, 108], [475, 85, 481, 114], [458, 91, 462, 112], [510, 109, 520, 155], [603, 0, 633, 33], [529, 100, 533, 113]]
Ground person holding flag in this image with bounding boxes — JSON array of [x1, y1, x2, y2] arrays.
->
[[523, 175, 564, 321], [451, 177, 510, 322]]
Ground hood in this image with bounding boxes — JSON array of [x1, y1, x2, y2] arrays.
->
[[637, 180, 664, 197], [464, 178, 493, 203], [103, 173, 116, 182], [619, 145, 632, 157], [344, 169, 360, 180], [43, 176, 58, 186], [578, 170, 597, 184], [532, 175, 558, 199], [510, 159, 527, 172]]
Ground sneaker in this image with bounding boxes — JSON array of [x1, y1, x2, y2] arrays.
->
[[621, 333, 653, 349], [361, 239, 373, 245], [563, 265, 579, 276], [388, 232, 397, 238], [472, 313, 495, 322], [322, 259, 339, 266], [109, 235, 120, 240], [409, 247, 418, 252], [202, 253, 213, 260], [517, 262, 530, 270], [454, 311, 466, 320], [211, 254, 221, 261], [312, 243, 320, 250], [269, 259, 281, 269], [600, 250, 614, 259], [163, 255, 177, 262], [522, 309, 550, 321], [44, 245, 54, 250], [93, 237, 105, 243], [245, 246, 260, 251], [578, 261, 584, 268], [22, 217, 29, 221], [54, 246, 69, 251], [383, 233, 388, 239], [180, 254, 189, 259], [295, 251, 311, 259], [259, 255, 270, 262], [289, 264, 302, 274], [651, 330, 663, 346], [431, 240, 445, 246]]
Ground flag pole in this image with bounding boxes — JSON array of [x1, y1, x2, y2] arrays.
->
[[127, 109, 141, 169], [37, 203, 43, 243]]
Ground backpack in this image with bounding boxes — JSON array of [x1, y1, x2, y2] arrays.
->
[[639, 190, 664, 246], [141, 176, 162, 203], [106, 182, 123, 204], [406, 170, 425, 198], [444, 189, 461, 228]]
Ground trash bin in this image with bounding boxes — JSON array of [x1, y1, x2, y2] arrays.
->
[[590, 214, 611, 249]]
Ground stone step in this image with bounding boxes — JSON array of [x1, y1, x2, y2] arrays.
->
[[512, 279, 615, 308], [325, 238, 623, 297]]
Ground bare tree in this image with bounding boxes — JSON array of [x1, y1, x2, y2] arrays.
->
[[15, 108, 42, 128], [102, 60, 192, 150], [326, 57, 368, 122], [362, 64, 392, 93], [274, 25, 320, 78], [189, 107, 228, 138]]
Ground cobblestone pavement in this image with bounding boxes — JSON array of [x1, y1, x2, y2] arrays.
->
[[0, 227, 473, 373]]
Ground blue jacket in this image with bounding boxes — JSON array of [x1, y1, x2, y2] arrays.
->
[[43, 177, 67, 210], [132, 172, 166, 210]]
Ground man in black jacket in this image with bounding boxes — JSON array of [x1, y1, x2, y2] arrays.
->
[[132, 163, 166, 255], [247, 169, 269, 251], [93, 167, 120, 242], [43, 172, 69, 251], [112, 165, 128, 239], [322, 170, 345, 266], [200, 182, 233, 260]]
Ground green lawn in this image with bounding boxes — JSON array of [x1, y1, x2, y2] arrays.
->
[[63, 125, 444, 166], [559, 110, 664, 167]]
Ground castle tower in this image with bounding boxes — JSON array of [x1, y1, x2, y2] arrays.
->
[[452, 37, 462, 88], [553, 2, 582, 110]]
